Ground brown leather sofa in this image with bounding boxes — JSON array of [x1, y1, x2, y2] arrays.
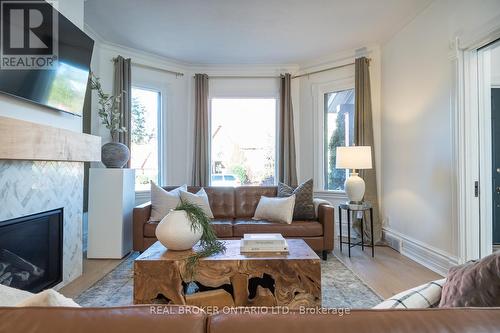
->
[[1, 305, 500, 333], [133, 186, 334, 259]]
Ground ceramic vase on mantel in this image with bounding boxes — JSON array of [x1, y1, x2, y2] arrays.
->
[[155, 210, 203, 251], [101, 138, 130, 168]]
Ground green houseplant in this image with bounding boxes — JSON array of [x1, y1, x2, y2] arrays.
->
[[89, 72, 130, 168], [173, 200, 226, 276]]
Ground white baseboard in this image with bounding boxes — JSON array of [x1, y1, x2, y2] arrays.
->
[[383, 228, 459, 277]]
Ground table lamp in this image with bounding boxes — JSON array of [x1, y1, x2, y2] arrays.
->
[[336, 146, 373, 204]]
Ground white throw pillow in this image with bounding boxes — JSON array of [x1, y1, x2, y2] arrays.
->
[[16, 289, 80, 307], [180, 188, 214, 218], [373, 278, 446, 309], [150, 182, 187, 221], [253, 195, 296, 224], [0, 284, 33, 306]]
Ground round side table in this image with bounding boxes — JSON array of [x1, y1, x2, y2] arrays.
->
[[338, 202, 374, 257]]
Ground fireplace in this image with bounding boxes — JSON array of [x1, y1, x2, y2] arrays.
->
[[0, 209, 63, 292]]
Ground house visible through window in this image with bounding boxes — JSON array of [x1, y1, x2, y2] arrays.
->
[[130, 87, 161, 191], [324, 88, 355, 191], [211, 98, 276, 186]]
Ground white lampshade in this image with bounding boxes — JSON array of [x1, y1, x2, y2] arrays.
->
[[336, 146, 372, 170]]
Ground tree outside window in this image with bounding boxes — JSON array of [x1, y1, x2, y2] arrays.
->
[[324, 89, 355, 191]]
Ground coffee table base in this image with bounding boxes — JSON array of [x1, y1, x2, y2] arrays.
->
[[134, 240, 321, 309]]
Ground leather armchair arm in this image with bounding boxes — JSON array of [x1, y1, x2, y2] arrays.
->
[[317, 203, 335, 251], [133, 202, 152, 251]]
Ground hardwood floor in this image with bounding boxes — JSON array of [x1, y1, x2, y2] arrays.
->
[[333, 244, 442, 299], [60, 244, 442, 301], [59, 255, 125, 299]]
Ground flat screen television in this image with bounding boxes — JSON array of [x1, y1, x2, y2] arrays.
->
[[0, 0, 94, 116]]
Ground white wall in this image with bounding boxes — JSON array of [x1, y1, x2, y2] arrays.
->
[[87, 36, 297, 206], [295, 48, 382, 193], [0, 0, 85, 132], [86, 40, 192, 188], [381, 0, 500, 266]]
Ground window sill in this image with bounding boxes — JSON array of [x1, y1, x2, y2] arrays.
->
[[313, 190, 348, 199]]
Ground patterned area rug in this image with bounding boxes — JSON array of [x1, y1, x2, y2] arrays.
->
[[76, 252, 382, 308]]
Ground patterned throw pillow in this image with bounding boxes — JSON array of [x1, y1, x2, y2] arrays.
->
[[439, 251, 500, 307], [373, 278, 446, 309], [278, 179, 315, 220]]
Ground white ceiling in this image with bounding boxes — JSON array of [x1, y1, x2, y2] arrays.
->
[[84, 0, 432, 65]]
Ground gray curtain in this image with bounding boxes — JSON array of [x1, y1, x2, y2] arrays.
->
[[354, 57, 381, 243], [113, 56, 132, 167], [278, 73, 298, 186], [192, 74, 210, 186]]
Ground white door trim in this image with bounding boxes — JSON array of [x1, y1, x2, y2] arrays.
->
[[456, 25, 500, 262]]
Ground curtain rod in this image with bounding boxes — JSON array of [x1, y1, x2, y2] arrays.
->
[[193, 75, 281, 79], [291, 58, 371, 79], [111, 58, 184, 77]]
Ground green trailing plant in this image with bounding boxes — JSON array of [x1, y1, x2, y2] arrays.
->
[[89, 72, 126, 142], [174, 200, 226, 278]]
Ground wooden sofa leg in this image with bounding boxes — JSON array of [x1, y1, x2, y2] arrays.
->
[[322, 250, 328, 261]]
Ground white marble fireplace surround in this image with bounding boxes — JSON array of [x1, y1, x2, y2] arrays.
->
[[0, 160, 84, 288]]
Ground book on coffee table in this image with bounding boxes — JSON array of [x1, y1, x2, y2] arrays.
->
[[240, 233, 289, 253]]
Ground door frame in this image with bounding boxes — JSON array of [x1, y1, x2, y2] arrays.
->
[[456, 23, 500, 262]]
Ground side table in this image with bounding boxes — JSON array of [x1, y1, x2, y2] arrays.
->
[[338, 202, 374, 257]]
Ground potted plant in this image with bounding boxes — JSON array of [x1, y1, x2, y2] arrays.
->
[[89, 72, 130, 168], [155, 200, 226, 276]]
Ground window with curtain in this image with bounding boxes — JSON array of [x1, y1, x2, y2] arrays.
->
[[210, 98, 277, 186], [324, 88, 355, 191], [130, 87, 162, 191]]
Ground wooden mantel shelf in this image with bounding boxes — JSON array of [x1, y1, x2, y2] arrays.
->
[[0, 116, 101, 162]]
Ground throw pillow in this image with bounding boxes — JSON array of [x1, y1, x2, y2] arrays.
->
[[180, 188, 214, 218], [253, 195, 296, 224], [0, 284, 33, 306], [373, 278, 446, 309], [439, 251, 500, 307], [150, 182, 187, 222], [278, 179, 315, 220], [16, 289, 80, 307]]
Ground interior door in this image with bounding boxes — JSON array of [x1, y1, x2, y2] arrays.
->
[[493, 88, 500, 245]]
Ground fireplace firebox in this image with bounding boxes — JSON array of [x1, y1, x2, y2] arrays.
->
[[0, 209, 63, 292]]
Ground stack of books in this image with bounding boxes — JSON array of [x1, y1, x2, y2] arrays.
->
[[240, 233, 289, 253]]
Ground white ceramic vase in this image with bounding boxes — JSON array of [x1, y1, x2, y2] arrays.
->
[[155, 210, 203, 250]]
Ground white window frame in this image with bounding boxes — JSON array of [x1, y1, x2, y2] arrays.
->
[[208, 95, 280, 186], [312, 77, 355, 194], [130, 84, 164, 194]]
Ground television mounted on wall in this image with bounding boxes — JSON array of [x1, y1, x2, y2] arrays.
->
[[0, 0, 94, 116]]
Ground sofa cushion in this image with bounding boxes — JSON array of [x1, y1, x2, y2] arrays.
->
[[145, 220, 234, 238], [204, 187, 235, 219], [210, 219, 233, 238], [144, 220, 159, 237], [235, 186, 277, 217], [233, 219, 323, 237]]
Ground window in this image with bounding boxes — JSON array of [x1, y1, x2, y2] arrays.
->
[[324, 88, 355, 191], [210, 98, 277, 186], [130, 87, 161, 191]]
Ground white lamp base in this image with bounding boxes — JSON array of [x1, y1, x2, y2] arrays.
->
[[344, 172, 365, 204]]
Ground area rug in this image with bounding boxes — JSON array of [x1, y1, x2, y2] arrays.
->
[[76, 252, 382, 308]]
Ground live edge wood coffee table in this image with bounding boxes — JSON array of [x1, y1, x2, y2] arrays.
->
[[134, 239, 321, 309]]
